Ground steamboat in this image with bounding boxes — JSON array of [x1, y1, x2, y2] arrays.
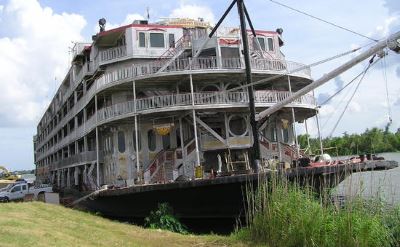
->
[[34, 0, 400, 222]]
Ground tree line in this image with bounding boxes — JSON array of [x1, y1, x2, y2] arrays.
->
[[298, 126, 400, 156]]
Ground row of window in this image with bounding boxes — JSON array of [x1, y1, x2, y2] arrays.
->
[[255, 37, 274, 52], [138, 32, 175, 49]]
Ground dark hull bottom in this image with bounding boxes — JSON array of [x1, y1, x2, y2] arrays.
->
[[80, 160, 398, 227]]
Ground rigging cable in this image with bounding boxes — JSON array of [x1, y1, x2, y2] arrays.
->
[[320, 58, 381, 130], [319, 57, 382, 107], [328, 55, 380, 137], [226, 45, 370, 93], [321, 74, 360, 130], [382, 50, 393, 124], [268, 0, 379, 42]]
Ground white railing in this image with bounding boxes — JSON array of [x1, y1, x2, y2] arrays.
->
[[53, 151, 101, 169], [75, 61, 94, 85], [97, 90, 316, 123], [37, 56, 311, 162], [95, 57, 312, 91], [100, 46, 127, 62]]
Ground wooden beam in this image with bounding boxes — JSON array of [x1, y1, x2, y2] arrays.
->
[[195, 116, 226, 144]]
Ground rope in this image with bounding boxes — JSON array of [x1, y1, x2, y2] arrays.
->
[[268, 0, 379, 42], [318, 58, 381, 107], [382, 51, 393, 124], [226, 46, 366, 93], [328, 56, 378, 137]]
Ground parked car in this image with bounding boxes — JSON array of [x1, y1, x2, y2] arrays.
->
[[0, 181, 52, 202]]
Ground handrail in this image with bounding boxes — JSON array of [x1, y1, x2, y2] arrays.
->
[[37, 55, 311, 163], [37, 56, 311, 155], [95, 57, 311, 91], [145, 150, 166, 182], [156, 34, 192, 61], [97, 90, 316, 123], [100, 45, 127, 62]]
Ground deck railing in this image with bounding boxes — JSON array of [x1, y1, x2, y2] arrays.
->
[[37, 56, 311, 162], [52, 151, 102, 170], [95, 57, 312, 91], [97, 90, 316, 123], [100, 46, 127, 62]]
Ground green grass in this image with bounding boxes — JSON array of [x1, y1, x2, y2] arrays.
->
[[0, 202, 244, 247], [235, 177, 400, 247]]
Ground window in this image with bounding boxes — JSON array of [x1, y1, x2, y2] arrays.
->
[[22, 185, 27, 190], [283, 128, 289, 143], [229, 115, 248, 136], [150, 33, 165, 48], [168, 33, 175, 48], [162, 134, 170, 149], [257, 37, 266, 51], [11, 186, 21, 192], [148, 130, 156, 151], [267, 38, 274, 51], [118, 131, 126, 153], [139, 32, 146, 47], [270, 126, 277, 142], [132, 130, 141, 151]]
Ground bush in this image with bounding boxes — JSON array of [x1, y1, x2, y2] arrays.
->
[[236, 178, 398, 247], [144, 203, 188, 234]]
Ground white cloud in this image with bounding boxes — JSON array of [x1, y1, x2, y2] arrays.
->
[[0, 0, 86, 126], [369, 16, 399, 39], [93, 13, 145, 33], [319, 105, 335, 117], [169, 2, 215, 24], [348, 101, 362, 113]]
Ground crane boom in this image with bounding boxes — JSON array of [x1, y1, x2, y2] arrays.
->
[[256, 31, 400, 122]]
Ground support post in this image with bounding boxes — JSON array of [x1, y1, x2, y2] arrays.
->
[[287, 75, 300, 158], [315, 109, 324, 155], [133, 80, 141, 182], [189, 59, 201, 167], [179, 117, 186, 175], [312, 90, 324, 155], [304, 119, 311, 154], [237, 0, 260, 171], [95, 94, 100, 187]]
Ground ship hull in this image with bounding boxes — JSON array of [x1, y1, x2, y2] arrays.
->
[[80, 160, 398, 221]]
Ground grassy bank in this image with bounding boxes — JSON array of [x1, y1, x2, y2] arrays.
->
[[236, 177, 400, 247], [0, 202, 244, 247]]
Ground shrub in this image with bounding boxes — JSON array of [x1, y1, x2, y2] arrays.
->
[[144, 203, 188, 234]]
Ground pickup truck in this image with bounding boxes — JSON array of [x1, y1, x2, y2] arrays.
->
[[0, 181, 53, 202]]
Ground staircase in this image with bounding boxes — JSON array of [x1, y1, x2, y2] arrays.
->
[[248, 36, 275, 60], [144, 150, 175, 184], [155, 35, 192, 73]]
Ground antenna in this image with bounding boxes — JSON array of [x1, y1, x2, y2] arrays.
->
[[146, 7, 150, 21]]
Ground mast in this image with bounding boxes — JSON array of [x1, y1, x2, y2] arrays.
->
[[237, 0, 261, 171]]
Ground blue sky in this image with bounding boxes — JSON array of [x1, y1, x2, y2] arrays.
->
[[0, 0, 399, 170]]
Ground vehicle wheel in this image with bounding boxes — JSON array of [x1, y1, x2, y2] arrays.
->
[[4, 197, 9, 203], [37, 192, 45, 202]]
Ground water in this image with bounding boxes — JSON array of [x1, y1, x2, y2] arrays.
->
[[335, 152, 400, 205]]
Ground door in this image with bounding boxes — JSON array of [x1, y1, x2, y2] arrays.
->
[[9, 185, 23, 200], [162, 133, 171, 150]]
